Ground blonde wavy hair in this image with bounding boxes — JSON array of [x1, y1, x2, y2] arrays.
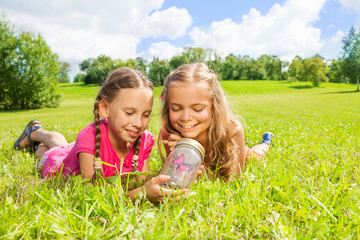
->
[[159, 63, 242, 180]]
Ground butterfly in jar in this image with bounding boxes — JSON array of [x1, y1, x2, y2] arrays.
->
[[172, 154, 193, 172]]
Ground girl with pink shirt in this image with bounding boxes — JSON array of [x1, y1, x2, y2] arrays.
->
[[13, 67, 188, 203]]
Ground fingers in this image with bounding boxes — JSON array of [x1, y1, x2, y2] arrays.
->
[[153, 175, 189, 197], [167, 141, 177, 148], [162, 138, 176, 151], [160, 187, 188, 195], [196, 165, 204, 179], [163, 134, 181, 152], [194, 170, 202, 184], [168, 134, 182, 141], [196, 169, 202, 178], [151, 174, 170, 184]]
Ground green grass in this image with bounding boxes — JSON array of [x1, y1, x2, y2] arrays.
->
[[1, 81, 359, 239]]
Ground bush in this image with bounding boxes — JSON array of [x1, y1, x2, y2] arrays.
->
[[73, 73, 86, 83], [0, 15, 61, 109], [80, 55, 115, 85]]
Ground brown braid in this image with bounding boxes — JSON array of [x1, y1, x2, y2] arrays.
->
[[92, 97, 102, 182], [89, 67, 153, 182], [131, 134, 142, 171]]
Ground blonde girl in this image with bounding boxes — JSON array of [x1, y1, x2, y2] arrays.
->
[[159, 63, 273, 180], [14, 67, 185, 202]]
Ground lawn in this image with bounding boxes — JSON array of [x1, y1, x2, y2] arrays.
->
[[0, 81, 359, 239]]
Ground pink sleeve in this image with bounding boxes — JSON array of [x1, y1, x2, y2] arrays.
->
[[143, 131, 155, 160], [74, 127, 96, 157]]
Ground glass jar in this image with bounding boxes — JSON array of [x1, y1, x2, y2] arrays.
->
[[159, 138, 205, 189]]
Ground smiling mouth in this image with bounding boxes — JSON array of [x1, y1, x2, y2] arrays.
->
[[127, 130, 140, 137], [178, 123, 198, 130]]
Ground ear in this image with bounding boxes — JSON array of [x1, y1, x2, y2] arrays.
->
[[98, 99, 110, 118]]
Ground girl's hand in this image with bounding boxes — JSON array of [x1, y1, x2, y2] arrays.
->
[[162, 133, 182, 152], [144, 175, 188, 203], [194, 165, 205, 184]]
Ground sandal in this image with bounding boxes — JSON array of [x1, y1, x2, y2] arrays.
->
[[26, 123, 42, 152], [261, 132, 274, 145], [13, 120, 42, 151]]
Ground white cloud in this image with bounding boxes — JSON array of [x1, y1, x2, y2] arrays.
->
[[136, 7, 192, 39], [189, 0, 326, 61], [140, 42, 183, 60], [1, 0, 191, 77], [330, 30, 345, 43], [338, 0, 360, 11]]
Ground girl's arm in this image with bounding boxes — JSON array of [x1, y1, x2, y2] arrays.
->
[[126, 175, 188, 203], [126, 157, 188, 202], [79, 152, 98, 179], [79, 151, 187, 203], [138, 157, 150, 181]]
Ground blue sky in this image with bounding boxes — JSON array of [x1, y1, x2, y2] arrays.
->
[[1, 0, 359, 78]]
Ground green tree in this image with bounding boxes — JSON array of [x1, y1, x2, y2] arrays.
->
[[259, 54, 283, 80], [134, 57, 148, 73], [80, 55, 115, 84], [327, 58, 344, 83], [169, 54, 189, 69], [247, 59, 267, 80], [288, 55, 303, 81], [0, 15, 60, 109], [281, 61, 289, 80], [184, 47, 207, 63], [113, 58, 126, 69], [58, 61, 71, 83], [301, 55, 329, 87], [125, 58, 136, 68], [0, 14, 17, 106], [73, 73, 85, 83], [148, 58, 171, 86], [205, 49, 222, 77], [221, 54, 239, 80], [238, 55, 251, 80], [341, 26, 360, 91]]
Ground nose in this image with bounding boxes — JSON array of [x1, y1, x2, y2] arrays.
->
[[132, 115, 143, 129], [180, 110, 192, 121]]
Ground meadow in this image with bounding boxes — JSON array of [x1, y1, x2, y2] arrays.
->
[[0, 80, 359, 239]]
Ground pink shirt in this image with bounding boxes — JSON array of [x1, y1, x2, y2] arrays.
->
[[41, 119, 154, 178]]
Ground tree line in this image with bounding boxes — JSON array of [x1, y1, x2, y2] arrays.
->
[[1, 14, 359, 110], [75, 32, 359, 90]]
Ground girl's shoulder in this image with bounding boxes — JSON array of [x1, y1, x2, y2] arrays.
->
[[226, 118, 244, 143], [77, 119, 108, 138], [227, 118, 243, 133]]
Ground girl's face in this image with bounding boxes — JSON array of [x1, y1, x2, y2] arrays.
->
[[167, 82, 212, 145], [101, 88, 153, 148]]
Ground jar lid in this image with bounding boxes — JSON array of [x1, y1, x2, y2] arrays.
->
[[175, 138, 205, 159]]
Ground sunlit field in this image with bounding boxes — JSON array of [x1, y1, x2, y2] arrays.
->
[[0, 81, 359, 239]]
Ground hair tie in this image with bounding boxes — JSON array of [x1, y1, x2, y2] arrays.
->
[[132, 155, 139, 169], [160, 91, 165, 104], [94, 159, 102, 170]]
